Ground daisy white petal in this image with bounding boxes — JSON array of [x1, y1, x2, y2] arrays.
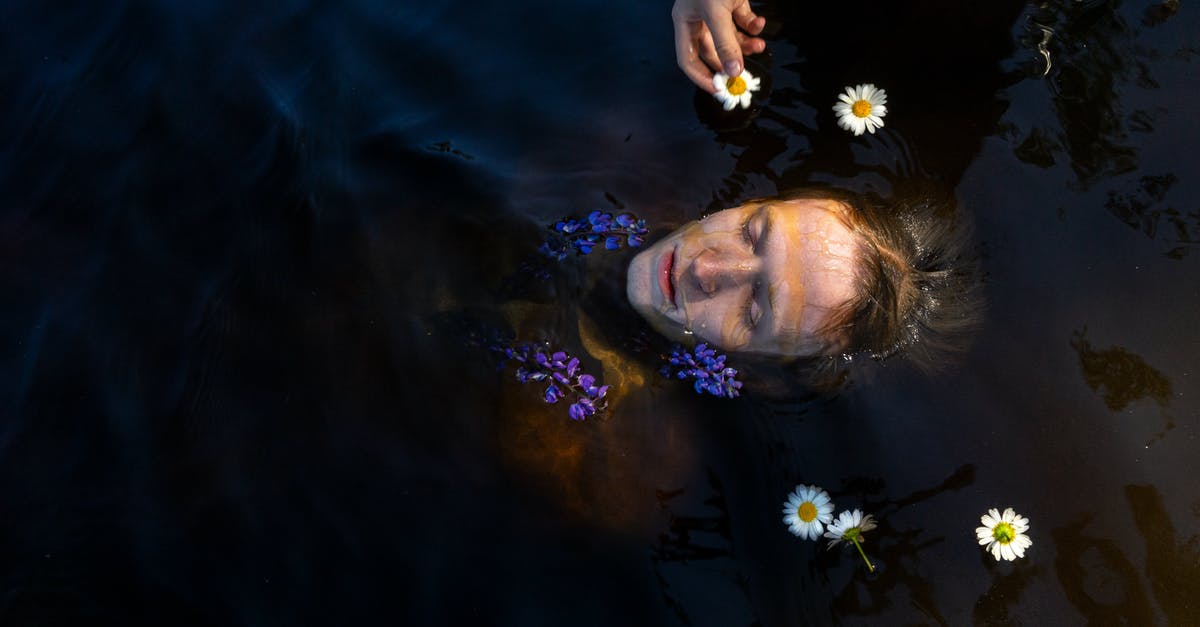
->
[[823, 509, 878, 571], [781, 484, 834, 541], [832, 83, 888, 135], [1000, 544, 1016, 561], [976, 506, 1032, 562], [712, 69, 762, 112]]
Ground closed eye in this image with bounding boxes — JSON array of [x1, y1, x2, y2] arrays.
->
[[741, 204, 768, 253], [741, 282, 762, 330]]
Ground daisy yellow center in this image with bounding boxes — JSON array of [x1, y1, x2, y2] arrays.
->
[[851, 99, 872, 118], [726, 76, 747, 96], [992, 522, 1015, 545], [797, 501, 817, 522]]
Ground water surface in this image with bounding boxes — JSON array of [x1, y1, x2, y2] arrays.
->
[[2, 0, 1198, 624]]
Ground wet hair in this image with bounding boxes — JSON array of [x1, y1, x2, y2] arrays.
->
[[768, 185, 984, 382]]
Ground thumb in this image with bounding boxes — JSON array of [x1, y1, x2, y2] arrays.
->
[[703, 8, 743, 76]]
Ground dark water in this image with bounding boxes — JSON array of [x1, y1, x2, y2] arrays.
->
[[3, 1, 1198, 624]]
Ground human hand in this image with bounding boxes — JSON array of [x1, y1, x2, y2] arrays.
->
[[671, 0, 766, 93]]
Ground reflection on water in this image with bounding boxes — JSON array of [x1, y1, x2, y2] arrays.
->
[[1070, 328, 1176, 446], [1104, 173, 1199, 259], [1053, 484, 1200, 625], [1070, 328, 1170, 411], [1052, 513, 1156, 624], [1125, 484, 1200, 624], [1012, 0, 1198, 257], [825, 466, 977, 624], [972, 557, 1043, 626]]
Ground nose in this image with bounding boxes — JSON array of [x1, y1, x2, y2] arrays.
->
[[689, 249, 757, 295]]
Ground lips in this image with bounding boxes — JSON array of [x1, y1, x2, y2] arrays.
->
[[658, 249, 676, 308]]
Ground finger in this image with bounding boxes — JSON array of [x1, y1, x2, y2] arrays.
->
[[732, 3, 765, 35], [733, 30, 766, 55], [698, 30, 722, 74], [674, 21, 718, 92], [701, 5, 744, 77]]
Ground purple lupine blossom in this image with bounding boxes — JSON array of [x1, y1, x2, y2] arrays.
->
[[492, 342, 611, 420], [539, 211, 650, 260], [659, 343, 744, 399]]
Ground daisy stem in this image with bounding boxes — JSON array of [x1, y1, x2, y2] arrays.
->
[[850, 537, 875, 573]]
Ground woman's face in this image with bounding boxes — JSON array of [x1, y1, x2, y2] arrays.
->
[[626, 198, 863, 356]]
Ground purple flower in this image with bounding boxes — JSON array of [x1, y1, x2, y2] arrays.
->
[[544, 383, 564, 403], [568, 398, 595, 420], [660, 343, 743, 399], [496, 342, 612, 420], [555, 218, 583, 234], [538, 211, 652, 260]]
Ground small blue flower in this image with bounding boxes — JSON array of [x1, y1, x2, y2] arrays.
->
[[554, 219, 583, 234], [660, 343, 744, 399], [538, 211, 652, 260], [588, 210, 612, 229], [568, 398, 595, 421], [496, 342, 612, 420]]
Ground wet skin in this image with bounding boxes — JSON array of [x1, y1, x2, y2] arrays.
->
[[626, 198, 862, 356]]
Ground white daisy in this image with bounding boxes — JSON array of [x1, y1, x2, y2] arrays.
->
[[824, 508, 878, 572], [824, 509, 878, 548], [712, 70, 762, 111], [832, 83, 888, 135], [976, 507, 1032, 562], [781, 484, 835, 540]]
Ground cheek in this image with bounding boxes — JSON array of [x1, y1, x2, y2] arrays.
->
[[690, 296, 751, 350]]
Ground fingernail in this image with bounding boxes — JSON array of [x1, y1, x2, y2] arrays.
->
[[723, 60, 741, 77]]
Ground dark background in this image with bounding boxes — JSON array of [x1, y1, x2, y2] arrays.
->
[[2, 0, 1197, 624]]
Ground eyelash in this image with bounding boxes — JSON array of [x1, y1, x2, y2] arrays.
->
[[740, 283, 759, 330], [740, 218, 758, 330]]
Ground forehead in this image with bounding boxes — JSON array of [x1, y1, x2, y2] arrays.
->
[[748, 198, 861, 354]]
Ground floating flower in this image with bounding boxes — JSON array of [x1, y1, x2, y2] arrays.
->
[[832, 83, 888, 136], [824, 509, 878, 572], [782, 485, 835, 540], [540, 211, 649, 260], [712, 70, 762, 111], [976, 507, 1032, 562], [493, 343, 610, 421], [659, 343, 743, 398]]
